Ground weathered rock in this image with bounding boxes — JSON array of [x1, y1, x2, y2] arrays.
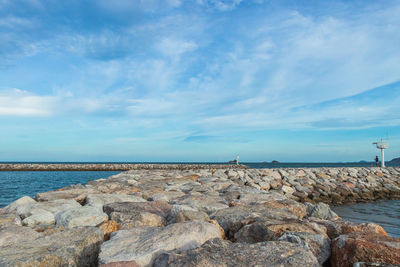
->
[[234, 220, 327, 243], [0, 226, 103, 266], [0, 212, 22, 227], [175, 210, 210, 223], [4, 196, 36, 213], [308, 202, 339, 220], [341, 222, 388, 236], [86, 194, 146, 209], [55, 206, 108, 228], [99, 221, 223, 266], [104, 201, 171, 229], [176, 194, 229, 215], [211, 204, 303, 239], [99, 220, 121, 240], [279, 232, 331, 264], [154, 238, 319, 267], [22, 208, 55, 227], [36, 188, 100, 202], [331, 233, 400, 267], [0, 225, 41, 247]]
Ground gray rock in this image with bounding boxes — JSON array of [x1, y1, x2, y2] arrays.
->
[[99, 221, 223, 267], [22, 208, 55, 227], [103, 201, 171, 228], [308, 202, 339, 220], [18, 199, 82, 219], [0, 226, 103, 266], [279, 232, 331, 264], [0, 225, 41, 247], [85, 194, 146, 209], [0, 212, 22, 227], [4, 196, 36, 213], [154, 238, 319, 267], [211, 205, 302, 239], [55, 206, 108, 228]]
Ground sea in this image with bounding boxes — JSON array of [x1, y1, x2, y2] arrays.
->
[[0, 162, 399, 237]]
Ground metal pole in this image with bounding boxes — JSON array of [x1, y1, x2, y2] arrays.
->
[[381, 148, 385, 167]]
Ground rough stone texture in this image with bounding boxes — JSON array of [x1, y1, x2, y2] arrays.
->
[[0, 225, 41, 247], [234, 220, 327, 243], [22, 208, 55, 227], [331, 233, 400, 267], [210, 204, 302, 239], [99, 221, 223, 267], [86, 194, 146, 209], [175, 210, 210, 223], [341, 222, 388, 236], [99, 220, 121, 240], [153, 238, 319, 267], [36, 188, 101, 202], [0, 212, 22, 227], [103, 201, 172, 229], [4, 196, 36, 213], [308, 202, 339, 220], [0, 226, 104, 266], [55, 206, 108, 228], [279, 232, 331, 265]]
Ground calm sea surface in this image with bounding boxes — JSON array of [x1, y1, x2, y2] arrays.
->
[[0, 171, 120, 207], [332, 200, 400, 237]]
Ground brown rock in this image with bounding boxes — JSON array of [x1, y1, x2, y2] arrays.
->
[[99, 220, 121, 240], [341, 222, 388, 236], [331, 233, 400, 267]]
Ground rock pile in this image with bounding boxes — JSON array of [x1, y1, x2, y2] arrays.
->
[[0, 166, 399, 266]]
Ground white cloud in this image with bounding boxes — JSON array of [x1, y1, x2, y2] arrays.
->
[[155, 38, 198, 59], [0, 89, 56, 116]]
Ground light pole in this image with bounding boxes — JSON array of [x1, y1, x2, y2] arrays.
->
[[373, 139, 388, 167]]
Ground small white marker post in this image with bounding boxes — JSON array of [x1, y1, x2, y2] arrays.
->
[[373, 139, 388, 167], [236, 155, 239, 165]]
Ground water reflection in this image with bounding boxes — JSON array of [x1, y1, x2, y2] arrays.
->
[[332, 200, 400, 237]]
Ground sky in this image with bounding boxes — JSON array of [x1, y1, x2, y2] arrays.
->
[[0, 0, 400, 162]]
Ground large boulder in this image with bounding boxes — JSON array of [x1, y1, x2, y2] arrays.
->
[[0, 225, 41, 247], [22, 208, 55, 227], [103, 201, 172, 229], [36, 188, 100, 202], [331, 233, 400, 267], [210, 204, 303, 239], [55, 206, 108, 228], [0, 226, 103, 266], [15, 199, 82, 220], [279, 232, 331, 265], [154, 238, 319, 267], [234, 220, 327, 243], [307, 202, 339, 220], [99, 221, 223, 267]]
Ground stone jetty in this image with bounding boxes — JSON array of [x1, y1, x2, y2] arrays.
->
[[1, 166, 400, 267]]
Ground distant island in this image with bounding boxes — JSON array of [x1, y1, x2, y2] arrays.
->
[[389, 157, 400, 164], [271, 160, 280, 164]]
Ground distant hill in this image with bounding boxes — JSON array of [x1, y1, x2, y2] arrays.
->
[[389, 157, 400, 164]]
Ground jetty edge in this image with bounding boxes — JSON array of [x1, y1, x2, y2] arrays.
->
[[0, 166, 398, 266]]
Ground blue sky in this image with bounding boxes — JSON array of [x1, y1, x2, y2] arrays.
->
[[1, 0, 400, 162]]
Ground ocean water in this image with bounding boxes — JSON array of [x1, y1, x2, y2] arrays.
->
[[0, 171, 120, 207], [332, 200, 400, 237]]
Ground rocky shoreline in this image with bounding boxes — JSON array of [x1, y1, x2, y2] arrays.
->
[[1, 166, 400, 266]]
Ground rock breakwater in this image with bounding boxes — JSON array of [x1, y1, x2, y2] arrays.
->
[[0, 166, 399, 266], [0, 163, 246, 171]]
